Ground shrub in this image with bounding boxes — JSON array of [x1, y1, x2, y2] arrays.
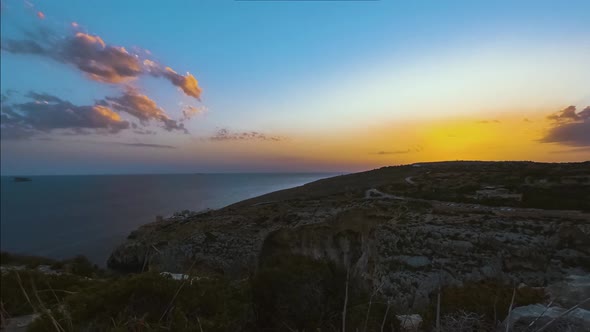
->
[[422, 281, 546, 329], [252, 254, 398, 331], [57, 273, 251, 332], [0, 269, 98, 316]]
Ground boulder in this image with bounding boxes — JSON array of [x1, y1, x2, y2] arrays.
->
[[396, 314, 422, 332], [504, 304, 590, 332]]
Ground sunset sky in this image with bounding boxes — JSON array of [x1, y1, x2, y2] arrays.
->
[[1, 0, 589, 175]]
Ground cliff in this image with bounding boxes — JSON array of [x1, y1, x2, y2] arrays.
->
[[108, 161, 590, 312]]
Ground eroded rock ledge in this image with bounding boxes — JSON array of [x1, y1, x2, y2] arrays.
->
[[108, 161, 590, 311]]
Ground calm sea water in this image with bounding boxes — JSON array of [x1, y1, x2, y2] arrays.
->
[[0, 173, 336, 265]]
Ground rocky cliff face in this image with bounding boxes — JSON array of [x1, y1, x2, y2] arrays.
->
[[108, 161, 590, 311]]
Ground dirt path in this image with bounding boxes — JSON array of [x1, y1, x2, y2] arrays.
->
[[405, 176, 416, 185]]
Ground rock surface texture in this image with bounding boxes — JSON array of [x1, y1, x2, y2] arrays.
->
[[109, 161, 590, 311]]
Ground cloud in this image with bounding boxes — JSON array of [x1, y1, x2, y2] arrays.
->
[[131, 123, 157, 135], [551, 105, 590, 122], [1, 39, 46, 55], [117, 142, 176, 149], [59, 33, 143, 83], [209, 128, 285, 142], [476, 120, 501, 124], [168, 71, 200, 100], [0, 89, 188, 139], [371, 146, 423, 155], [2, 29, 202, 99], [181, 104, 203, 121], [1, 92, 130, 139], [1, 89, 18, 103], [105, 88, 187, 132], [541, 122, 590, 146], [541, 106, 590, 147], [549, 146, 590, 154], [372, 150, 411, 155], [0, 120, 36, 140]]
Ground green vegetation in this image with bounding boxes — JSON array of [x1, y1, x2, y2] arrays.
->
[[28, 273, 251, 332], [1, 269, 99, 317], [0, 253, 558, 332], [375, 161, 590, 211], [521, 185, 590, 211], [253, 254, 398, 331], [2, 253, 401, 331]]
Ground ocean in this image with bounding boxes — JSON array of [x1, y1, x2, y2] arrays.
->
[[0, 173, 337, 265]]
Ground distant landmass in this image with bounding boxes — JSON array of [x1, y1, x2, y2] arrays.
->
[[12, 177, 32, 182]]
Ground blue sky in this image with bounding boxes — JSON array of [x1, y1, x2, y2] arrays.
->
[[1, 0, 589, 174]]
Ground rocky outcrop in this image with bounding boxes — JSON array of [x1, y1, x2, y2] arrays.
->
[[504, 304, 590, 332], [109, 194, 590, 311], [108, 162, 590, 312]]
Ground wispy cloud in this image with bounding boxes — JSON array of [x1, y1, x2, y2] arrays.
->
[[25, 137, 176, 149], [180, 104, 204, 121], [1, 92, 129, 139], [209, 128, 286, 142], [371, 146, 423, 155], [372, 150, 411, 155], [117, 142, 176, 149], [549, 146, 590, 154]]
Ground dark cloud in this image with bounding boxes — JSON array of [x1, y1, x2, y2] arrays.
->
[[1, 39, 46, 55], [0, 90, 187, 139], [0, 119, 36, 140], [546, 105, 587, 122], [105, 88, 187, 133], [541, 106, 590, 147], [1, 93, 129, 139], [60, 33, 143, 83], [541, 121, 590, 147], [209, 128, 285, 142], [2, 30, 202, 99]]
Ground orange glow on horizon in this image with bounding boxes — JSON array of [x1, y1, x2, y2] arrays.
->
[[183, 111, 589, 172]]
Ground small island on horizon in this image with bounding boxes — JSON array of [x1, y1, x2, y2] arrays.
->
[[12, 177, 32, 183]]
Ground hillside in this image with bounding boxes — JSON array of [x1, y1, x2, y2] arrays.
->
[[106, 162, 590, 327], [2, 161, 589, 331]]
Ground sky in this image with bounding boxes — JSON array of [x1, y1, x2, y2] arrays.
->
[[1, 0, 589, 175]]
